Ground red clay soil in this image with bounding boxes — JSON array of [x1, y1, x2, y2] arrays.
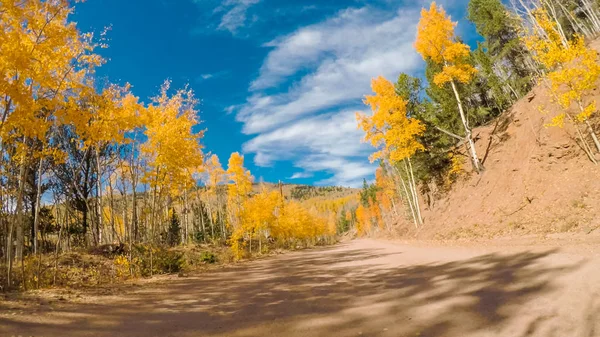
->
[[1, 238, 600, 337], [402, 42, 600, 241]]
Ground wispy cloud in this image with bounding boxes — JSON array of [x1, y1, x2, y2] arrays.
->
[[289, 172, 313, 179], [214, 0, 260, 34], [243, 109, 374, 185], [233, 5, 422, 186], [196, 70, 230, 82]]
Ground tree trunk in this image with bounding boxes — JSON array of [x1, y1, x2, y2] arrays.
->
[[130, 145, 139, 242], [183, 188, 188, 244], [14, 158, 27, 264], [53, 216, 63, 287], [108, 173, 116, 243], [132, 186, 138, 242], [201, 204, 206, 242], [392, 164, 418, 228], [205, 196, 215, 240], [581, 0, 600, 34], [585, 120, 600, 153], [32, 158, 44, 254], [450, 80, 482, 173], [541, 0, 569, 47], [95, 147, 103, 245], [6, 216, 13, 289], [557, 0, 594, 37], [406, 158, 423, 225], [574, 120, 598, 164], [151, 172, 158, 244], [399, 174, 418, 229]]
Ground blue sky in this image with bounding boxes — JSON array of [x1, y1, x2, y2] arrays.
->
[[73, 0, 477, 187]]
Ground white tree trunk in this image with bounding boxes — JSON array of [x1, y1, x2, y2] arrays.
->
[[406, 158, 423, 225], [450, 80, 482, 173], [585, 120, 600, 153], [32, 158, 44, 254], [393, 164, 419, 228]]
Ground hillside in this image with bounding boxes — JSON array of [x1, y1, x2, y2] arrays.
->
[[398, 41, 600, 240], [253, 183, 359, 201]]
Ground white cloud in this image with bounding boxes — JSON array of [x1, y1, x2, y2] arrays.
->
[[196, 70, 230, 82], [224, 105, 238, 114], [236, 5, 424, 186], [253, 152, 273, 167], [215, 0, 260, 34], [243, 109, 369, 160], [242, 109, 375, 186], [237, 7, 421, 134], [299, 155, 373, 187], [289, 172, 313, 179]]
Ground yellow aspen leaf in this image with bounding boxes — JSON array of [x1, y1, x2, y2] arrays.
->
[[545, 113, 566, 128], [357, 76, 425, 164], [415, 2, 476, 86], [524, 9, 600, 130], [576, 102, 596, 123]]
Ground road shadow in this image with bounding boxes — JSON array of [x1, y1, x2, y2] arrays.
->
[[0, 242, 586, 337]]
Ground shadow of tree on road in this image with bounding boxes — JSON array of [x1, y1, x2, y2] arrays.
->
[[0, 243, 587, 337]]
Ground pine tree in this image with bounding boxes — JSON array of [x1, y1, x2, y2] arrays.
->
[[395, 73, 455, 190], [167, 209, 181, 247], [468, 0, 534, 102]]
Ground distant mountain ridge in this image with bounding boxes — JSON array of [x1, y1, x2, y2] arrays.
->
[[251, 182, 359, 201]]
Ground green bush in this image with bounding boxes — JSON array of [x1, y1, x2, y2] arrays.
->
[[200, 251, 217, 264], [131, 245, 186, 276]]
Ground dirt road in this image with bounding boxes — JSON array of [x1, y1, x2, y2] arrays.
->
[[1, 238, 600, 337]]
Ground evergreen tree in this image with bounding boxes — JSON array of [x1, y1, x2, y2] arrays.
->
[[167, 210, 181, 247], [468, 0, 534, 101], [359, 179, 378, 207], [395, 73, 454, 188], [336, 209, 350, 234]]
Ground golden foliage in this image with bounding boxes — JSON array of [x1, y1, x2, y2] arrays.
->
[[375, 167, 395, 212], [355, 204, 371, 236], [525, 9, 600, 126], [357, 76, 425, 163], [226, 152, 253, 229], [444, 153, 464, 186], [141, 81, 204, 195], [229, 189, 338, 260], [546, 113, 567, 128], [415, 2, 476, 86], [113, 255, 131, 279], [0, 0, 103, 161]]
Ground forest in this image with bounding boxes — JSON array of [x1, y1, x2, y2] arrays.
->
[[1, 0, 600, 293], [0, 0, 358, 290]]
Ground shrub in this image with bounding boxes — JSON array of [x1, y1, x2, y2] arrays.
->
[[200, 251, 217, 264]]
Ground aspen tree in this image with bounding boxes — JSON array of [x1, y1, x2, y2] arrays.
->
[[356, 76, 425, 227], [415, 2, 482, 172], [141, 81, 204, 242], [226, 152, 253, 230], [204, 154, 226, 240], [1, 0, 102, 284], [524, 8, 600, 162]]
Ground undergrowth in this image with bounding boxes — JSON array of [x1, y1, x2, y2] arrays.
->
[[0, 244, 230, 292]]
